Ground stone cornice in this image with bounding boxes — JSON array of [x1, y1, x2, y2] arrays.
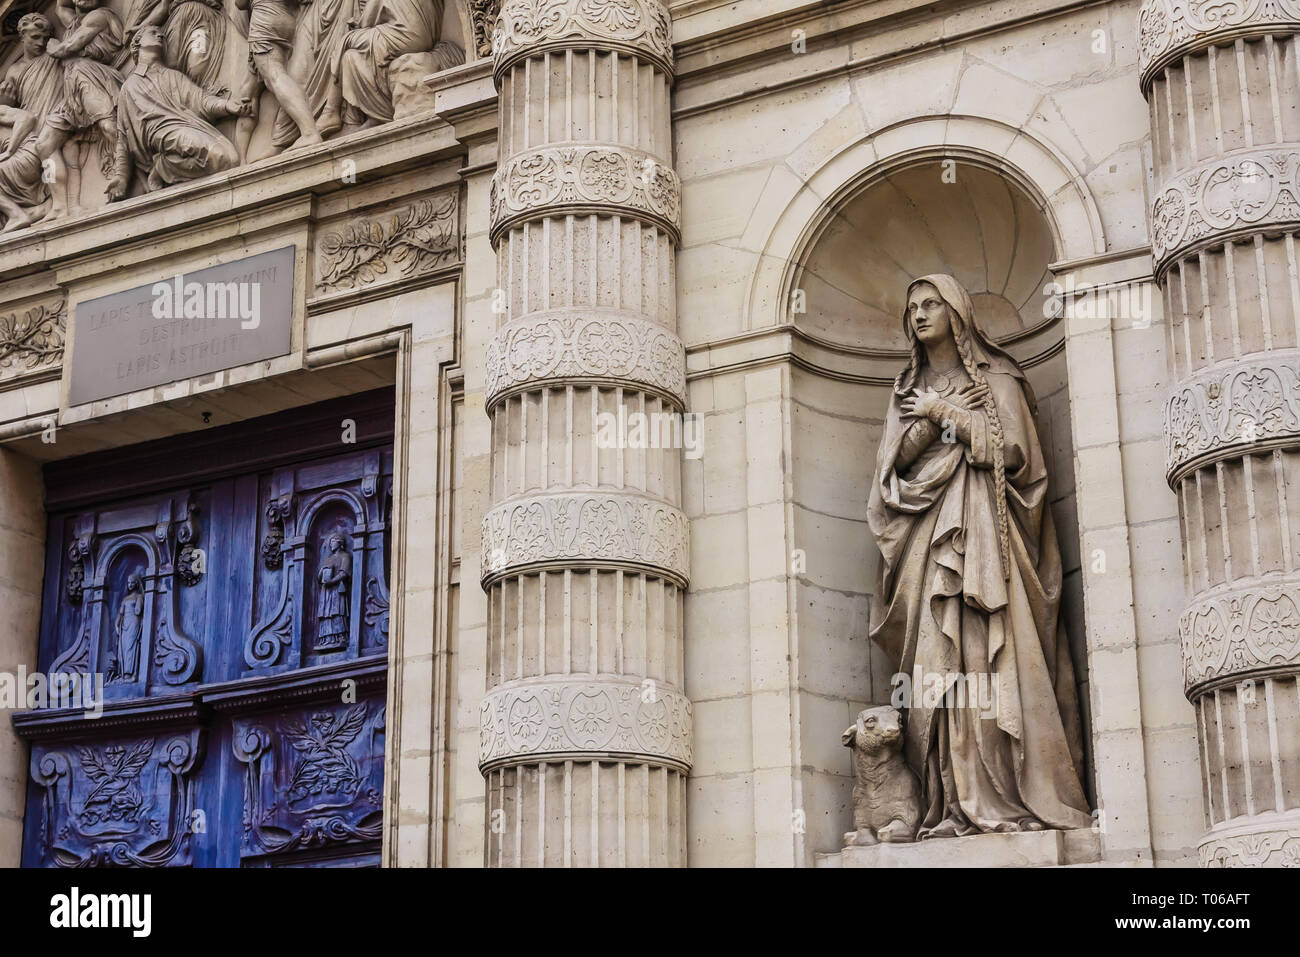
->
[[481, 490, 690, 587], [485, 309, 687, 410], [1138, 0, 1300, 95], [479, 674, 692, 771], [1165, 350, 1300, 485]]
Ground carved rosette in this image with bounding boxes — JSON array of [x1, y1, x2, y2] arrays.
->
[[481, 491, 689, 586], [1199, 810, 1300, 867], [1164, 352, 1300, 483], [485, 309, 686, 410], [479, 675, 692, 771], [491, 0, 673, 80], [489, 144, 681, 246], [1150, 148, 1300, 277], [1179, 573, 1300, 692], [1138, 0, 1300, 91]]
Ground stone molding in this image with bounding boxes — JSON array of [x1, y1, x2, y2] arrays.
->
[[1138, 0, 1300, 91], [485, 309, 686, 409], [1150, 148, 1300, 277], [481, 490, 689, 586], [1199, 810, 1300, 866], [489, 143, 681, 245], [479, 674, 692, 771], [1180, 572, 1300, 692], [491, 0, 674, 82], [1165, 351, 1300, 483]]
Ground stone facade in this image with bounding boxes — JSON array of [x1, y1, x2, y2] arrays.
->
[[0, 0, 1290, 868]]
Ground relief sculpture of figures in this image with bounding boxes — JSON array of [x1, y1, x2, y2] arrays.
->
[[316, 532, 351, 650], [233, 0, 325, 161], [0, 14, 72, 219], [866, 274, 1092, 839], [111, 572, 145, 682], [46, 0, 124, 198], [108, 25, 247, 197], [124, 0, 228, 90]]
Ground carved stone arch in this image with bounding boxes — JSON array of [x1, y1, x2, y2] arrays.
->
[[746, 116, 1108, 334]]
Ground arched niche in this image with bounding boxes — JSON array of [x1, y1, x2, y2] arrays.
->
[[786, 156, 1093, 806]]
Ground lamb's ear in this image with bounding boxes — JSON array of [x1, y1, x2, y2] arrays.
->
[[841, 727, 856, 748]]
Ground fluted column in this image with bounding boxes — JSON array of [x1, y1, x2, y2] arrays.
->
[[478, 0, 690, 866], [1141, 0, 1300, 867]]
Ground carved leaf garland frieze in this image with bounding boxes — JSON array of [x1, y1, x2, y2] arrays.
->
[[1150, 148, 1300, 275], [491, 0, 673, 78], [479, 675, 692, 770], [481, 491, 689, 585], [489, 144, 681, 245], [316, 194, 460, 293], [1180, 573, 1300, 692], [1165, 352, 1300, 482], [484, 309, 687, 409], [1138, 0, 1300, 89], [0, 299, 65, 381]]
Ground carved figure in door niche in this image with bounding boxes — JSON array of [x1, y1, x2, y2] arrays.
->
[[110, 572, 145, 682], [316, 533, 351, 650], [107, 26, 247, 198]]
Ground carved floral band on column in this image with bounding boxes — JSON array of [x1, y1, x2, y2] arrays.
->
[[1150, 148, 1300, 277], [491, 0, 674, 80], [1180, 571, 1300, 692], [481, 491, 689, 586], [1138, 0, 1300, 91], [485, 309, 687, 410], [489, 144, 682, 246], [1165, 351, 1300, 483], [479, 674, 692, 771], [1199, 809, 1300, 867]]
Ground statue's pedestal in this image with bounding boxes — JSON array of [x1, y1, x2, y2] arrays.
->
[[816, 828, 1102, 868]]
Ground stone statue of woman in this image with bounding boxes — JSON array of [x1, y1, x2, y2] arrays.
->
[[316, 533, 351, 650], [114, 572, 145, 681], [866, 274, 1092, 839]]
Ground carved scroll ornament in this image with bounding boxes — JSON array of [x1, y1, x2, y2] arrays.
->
[[491, 0, 673, 79], [1138, 0, 1300, 90], [1180, 572, 1300, 692]]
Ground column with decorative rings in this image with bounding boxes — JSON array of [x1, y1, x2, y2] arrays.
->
[[1140, 0, 1300, 867], [478, 0, 690, 866]]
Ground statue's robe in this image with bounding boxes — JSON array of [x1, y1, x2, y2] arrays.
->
[[8, 51, 66, 124], [166, 0, 227, 91], [114, 60, 237, 189], [338, 0, 441, 122], [271, 0, 358, 149], [867, 327, 1092, 834]]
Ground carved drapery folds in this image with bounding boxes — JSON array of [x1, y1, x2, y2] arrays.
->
[[481, 0, 689, 866], [1141, 0, 1300, 865]]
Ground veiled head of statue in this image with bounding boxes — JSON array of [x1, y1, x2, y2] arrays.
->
[[898, 274, 1026, 390]]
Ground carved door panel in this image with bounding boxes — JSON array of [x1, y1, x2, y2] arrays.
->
[[17, 394, 394, 868]]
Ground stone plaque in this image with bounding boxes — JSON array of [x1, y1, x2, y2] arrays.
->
[[69, 246, 296, 406]]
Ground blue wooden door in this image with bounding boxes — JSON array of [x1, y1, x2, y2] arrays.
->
[[16, 392, 394, 867]]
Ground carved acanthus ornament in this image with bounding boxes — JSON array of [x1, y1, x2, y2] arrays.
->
[[1180, 572, 1300, 692], [479, 675, 692, 771], [1149, 148, 1300, 277], [481, 491, 690, 586], [491, 0, 673, 79], [489, 144, 681, 244], [1138, 0, 1300, 90], [1164, 352, 1300, 482], [484, 309, 686, 410]]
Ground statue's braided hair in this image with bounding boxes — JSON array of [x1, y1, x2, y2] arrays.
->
[[948, 309, 1011, 579]]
